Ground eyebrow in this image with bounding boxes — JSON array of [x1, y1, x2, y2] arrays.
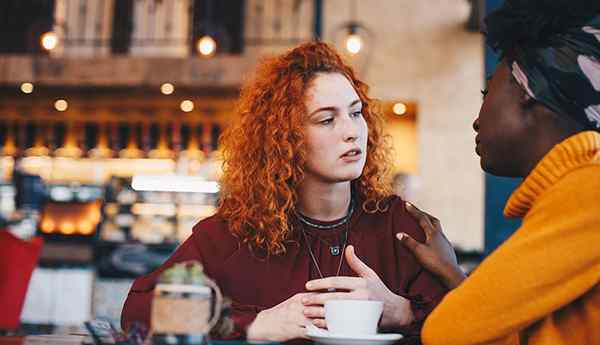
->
[[309, 99, 362, 117]]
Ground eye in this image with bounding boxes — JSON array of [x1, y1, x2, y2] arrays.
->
[[480, 88, 488, 98], [319, 118, 333, 125], [350, 111, 363, 118]]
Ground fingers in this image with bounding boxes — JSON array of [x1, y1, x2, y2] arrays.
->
[[303, 306, 324, 318], [396, 232, 421, 252], [345, 245, 377, 278], [302, 291, 369, 305], [404, 202, 436, 242], [305, 276, 366, 292], [311, 318, 327, 329]]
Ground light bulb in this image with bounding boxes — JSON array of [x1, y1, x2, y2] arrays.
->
[[393, 102, 407, 116], [54, 99, 69, 111], [41, 32, 58, 51], [161, 83, 174, 95], [21, 82, 34, 94], [345, 34, 362, 55], [55, 99, 68, 111], [197, 35, 216, 56], [180, 100, 194, 112]]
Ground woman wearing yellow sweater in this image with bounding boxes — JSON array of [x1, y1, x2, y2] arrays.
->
[[397, 1, 600, 344]]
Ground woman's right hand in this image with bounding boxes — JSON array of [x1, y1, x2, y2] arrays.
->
[[246, 293, 315, 342], [397, 202, 466, 290]]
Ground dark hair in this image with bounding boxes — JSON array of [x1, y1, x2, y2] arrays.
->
[[484, 0, 600, 55]]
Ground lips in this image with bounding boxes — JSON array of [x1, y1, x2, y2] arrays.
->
[[475, 136, 481, 156], [340, 148, 362, 158], [340, 148, 363, 163]]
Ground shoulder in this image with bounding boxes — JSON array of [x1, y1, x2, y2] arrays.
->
[[189, 213, 241, 258], [554, 164, 600, 190], [537, 164, 600, 206], [191, 213, 229, 236], [362, 195, 427, 243]]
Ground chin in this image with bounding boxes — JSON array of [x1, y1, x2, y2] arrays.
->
[[481, 159, 523, 178], [331, 171, 363, 183]]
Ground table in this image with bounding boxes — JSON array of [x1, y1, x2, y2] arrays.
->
[[0, 334, 420, 345], [0, 336, 271, 345]]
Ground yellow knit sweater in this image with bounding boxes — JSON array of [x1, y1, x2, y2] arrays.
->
[[422, 131, 600, 345]]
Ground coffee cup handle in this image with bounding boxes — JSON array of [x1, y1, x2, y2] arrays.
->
[[203, 276, 223, 331]]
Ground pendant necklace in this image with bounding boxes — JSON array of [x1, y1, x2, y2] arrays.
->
[[296, 197, 354, 256], [297, 198, 354, 291]]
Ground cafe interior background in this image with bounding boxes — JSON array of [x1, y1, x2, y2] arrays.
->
[[0, 0, 518, 335]]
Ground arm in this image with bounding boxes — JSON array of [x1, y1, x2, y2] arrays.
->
[[422, 168, 600, 345], [121, 219, 262, 340]]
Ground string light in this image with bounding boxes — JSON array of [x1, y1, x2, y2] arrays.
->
[[54, 99, 68, 111], [20, 82, 34, 94], [161, 83, 174, 95], [393, 102, 407, 116], [180, 100, 194, 112], [41, 32, 58, 51], [197, 35, 216, 56]]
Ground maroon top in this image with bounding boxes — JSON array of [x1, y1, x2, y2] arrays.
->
[[121, 196, 448, 343]]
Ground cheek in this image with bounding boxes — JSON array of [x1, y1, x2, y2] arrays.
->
[[359, 119, 369, 144], [305, 132, 332, 161]]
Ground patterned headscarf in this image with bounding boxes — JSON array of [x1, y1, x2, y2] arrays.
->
[[484, 0, 600, 131], [508, 15, 600, 130]]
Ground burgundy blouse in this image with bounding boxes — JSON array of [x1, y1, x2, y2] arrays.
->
[[121, 196, 448, 343]]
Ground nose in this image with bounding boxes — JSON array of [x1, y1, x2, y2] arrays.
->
[[342, 116, 359, 142], [472, 117, 480, 132]]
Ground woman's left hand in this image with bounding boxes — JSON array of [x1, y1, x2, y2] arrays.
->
[[302, 245, 414, 329]]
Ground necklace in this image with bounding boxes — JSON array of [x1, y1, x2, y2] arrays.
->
[[298, 198, 354, 291], [296, 198, 355, 230], [300, 222, 350, 292]]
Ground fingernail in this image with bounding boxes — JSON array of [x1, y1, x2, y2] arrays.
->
[[396, 233, 404, 240], [405, 201, 412, 208], [305, 282, 313, 289]]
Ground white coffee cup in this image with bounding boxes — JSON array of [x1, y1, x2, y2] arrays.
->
[[324, 300, 384, 335]]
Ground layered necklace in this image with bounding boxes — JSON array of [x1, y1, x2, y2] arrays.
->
[[297, 197, 355, 284]]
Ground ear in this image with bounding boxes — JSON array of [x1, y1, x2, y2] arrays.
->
[[517, 91, 548, 133], [519, 88, 536, 109]]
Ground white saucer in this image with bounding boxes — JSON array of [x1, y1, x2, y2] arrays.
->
[[307, 330, 403, 345]]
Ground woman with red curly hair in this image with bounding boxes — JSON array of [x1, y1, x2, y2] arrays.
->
[[121, 41, 448, 343]]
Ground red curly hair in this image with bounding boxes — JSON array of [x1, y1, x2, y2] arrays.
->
[[218, 41, 393, 255]]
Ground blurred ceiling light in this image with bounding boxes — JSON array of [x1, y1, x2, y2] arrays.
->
[[197, 35, 216, 56], [20, 82, 34, 94], [78, 220, 94, 235], [41, 31, 58, 51], [40, 220, 55, 233], [393, 102, 407, 116], [132, 175, 220, 193], [161, 83, 174, 95], [54, 99, 68, 111], [180, 100, 194, 112], [60, 222, 75, 235], [345, 33, 363, 55]]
